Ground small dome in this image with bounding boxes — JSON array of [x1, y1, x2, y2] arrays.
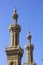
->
[[12, 8, 18, 20]]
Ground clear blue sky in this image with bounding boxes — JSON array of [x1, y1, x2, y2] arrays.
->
[[0, 0, 43, 65]]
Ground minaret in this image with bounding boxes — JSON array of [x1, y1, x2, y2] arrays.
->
[[9, 8, 20, 47], [5, 8, 24, 65], [25, 31, 36, 65]]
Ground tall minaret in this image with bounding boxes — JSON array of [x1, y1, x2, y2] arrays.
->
[[5, 8, 24, 65], [9, 8, 21, 47], [25, 31, 36, 65]]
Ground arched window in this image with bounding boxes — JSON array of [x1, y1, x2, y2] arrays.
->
[[10, 62, 13, 65], [10, 62, 16, 65]]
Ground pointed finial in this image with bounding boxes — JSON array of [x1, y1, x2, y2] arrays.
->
[[12, 7, 18, 24], [28, 29, 30, 34], [14, 7, 17, 13], [27, 29, 32, 40]]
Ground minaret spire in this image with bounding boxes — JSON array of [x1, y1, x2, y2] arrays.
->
[[9, 8, 21, 47], [25, 30, 36, 65]]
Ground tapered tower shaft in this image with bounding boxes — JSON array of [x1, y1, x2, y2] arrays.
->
[[9, 24, 21, 47]]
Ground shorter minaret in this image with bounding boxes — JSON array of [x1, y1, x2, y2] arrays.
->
[[25, 31, 36, 65], [5, 8, 24, 65]]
